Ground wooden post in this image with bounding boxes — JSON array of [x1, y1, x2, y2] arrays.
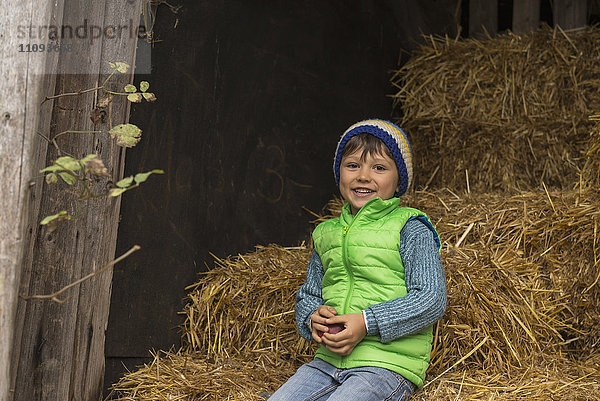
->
[[0, 1, 57, 400], [553, 0, 588, 29], [513, 0, 541, 34], [7, 0, 143, 400], [469, 0, 498, 37]]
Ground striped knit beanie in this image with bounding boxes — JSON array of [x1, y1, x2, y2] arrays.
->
[[333, 119, 413, 197]]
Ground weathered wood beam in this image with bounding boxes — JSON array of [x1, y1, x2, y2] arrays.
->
[[513, 0, 541, 34], [9, 0, 143, 400], [0, 1, 58, 400], [469, 0, 498, 37], [553, 0, 588, 29]]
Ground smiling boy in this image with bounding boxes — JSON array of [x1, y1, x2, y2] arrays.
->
[[269, 119, 447, 401]]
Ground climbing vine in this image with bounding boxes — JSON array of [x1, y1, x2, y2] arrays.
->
[[39, 61, 163, 231]]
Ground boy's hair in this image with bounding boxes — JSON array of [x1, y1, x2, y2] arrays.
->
[[333, 119, 413, 196], [341, 133, 394, 162]]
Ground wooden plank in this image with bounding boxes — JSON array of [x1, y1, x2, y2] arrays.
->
[[0, 1, 57, 400], [469, 0, 498, 37], [513, 0, 541, 34], [9, 0, 143, 400], [553, 0, 588, 29], [8, 1, 66, 398], [69, 2, 140, 397]]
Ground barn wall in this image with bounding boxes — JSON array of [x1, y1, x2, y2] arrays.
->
[[105, 0, 460, 389], [6, 1, 143, 400], [0, 1, 57, 398]]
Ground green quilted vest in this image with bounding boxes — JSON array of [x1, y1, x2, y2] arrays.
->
[[312, 196, 438, 388]]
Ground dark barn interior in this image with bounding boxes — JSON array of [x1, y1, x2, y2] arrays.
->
[[103, 0, 594, 395]]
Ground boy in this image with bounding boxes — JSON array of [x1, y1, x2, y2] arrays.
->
[[270, 119, 446, 401]]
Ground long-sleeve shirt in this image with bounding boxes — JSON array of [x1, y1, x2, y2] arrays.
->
[[295, 217, 447, 344]]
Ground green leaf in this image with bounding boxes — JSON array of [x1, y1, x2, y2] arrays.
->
[[54, 156, 81, 171], [134, 169, 164, 184], [124, 84, 137, 93], [116, 176, 134, 188], [40, 210, 70, 225], [142, 92, 157, 102], [109, 187, 128, 197], [42, 156, 81, 173], [41, 164, 63, 173], [108, 62, 116, 69], [139, 81, 150, 92], [110, 124, 142, 148], [59, 172, 77, 185], [45, 173, 58, 184], [127, 93, 143, 103]]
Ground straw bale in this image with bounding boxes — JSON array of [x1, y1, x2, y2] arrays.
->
[[110, 189, 600, 399], [180, 244, 316, 367], [425, 190, 600, 365], [107, 350, 293, 400], [108, 351, 600, 401], [413, 353, 600, 401], [391, 26, 600, 192]]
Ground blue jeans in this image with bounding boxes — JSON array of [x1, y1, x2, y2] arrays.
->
[[269, 358, 416, 401]]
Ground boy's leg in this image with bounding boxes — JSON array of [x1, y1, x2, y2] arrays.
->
[[268, 359, 339, 401], [325, 366, 416, 401]]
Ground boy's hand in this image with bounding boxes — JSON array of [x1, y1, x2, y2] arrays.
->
[[310, 305, 337, 343], [320, 313, 367, 356]]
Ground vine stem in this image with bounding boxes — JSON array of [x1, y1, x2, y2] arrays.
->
[[102, 69, 117, 87], [53, 129, 110, 142], [104, 89, 131, 96], [41, 66, 119, 105], [42, 86, 103, 104], [20, 245, 141, 303]]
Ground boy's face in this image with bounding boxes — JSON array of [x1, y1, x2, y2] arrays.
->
[[339, 147, 400, 214]]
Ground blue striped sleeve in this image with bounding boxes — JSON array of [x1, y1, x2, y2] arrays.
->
[[295, 249, 325, 340]]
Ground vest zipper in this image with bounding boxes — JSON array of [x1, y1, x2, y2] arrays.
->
[[340, 204, 369, 367], [340, 203, 369, 316], [341, 225, 353, 315], [341, 224, 352, 368]]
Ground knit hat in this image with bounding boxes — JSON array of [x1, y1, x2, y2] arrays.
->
[[333, 119, 413, 197]]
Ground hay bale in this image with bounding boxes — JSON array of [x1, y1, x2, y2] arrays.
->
[[110, 189, 600, 400], [391, 26, 600, 192], [107, 350, 293, 400], [181, 244, 316, 368], [414, 353, 600, 401], [108, 352, 600, 400]]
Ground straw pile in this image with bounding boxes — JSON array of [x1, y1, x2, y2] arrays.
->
[[391, 26, 600, 192], [181, 245, 315, 366], [108, 350, 292, 400], [109, 188, 600, 400], [410, 196, 600, 400], [108, 245, 316, 400]]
